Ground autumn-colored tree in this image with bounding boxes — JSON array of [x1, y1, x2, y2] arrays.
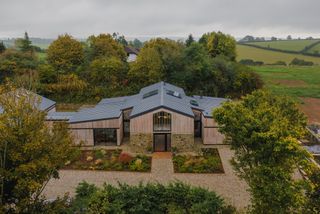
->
[[199, 31, 236, 61], [0, 86, 76, 212], [213, 90, 311, 213], [87, 34, 127, 61], [47, 34, 84, 73]]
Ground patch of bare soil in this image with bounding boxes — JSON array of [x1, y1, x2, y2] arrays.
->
[[299, 97, 320, 124], [273, 79, 307, 87]]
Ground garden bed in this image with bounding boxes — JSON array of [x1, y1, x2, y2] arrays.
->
[[65, 149, 151, 172], [173, 148, 224, 173]]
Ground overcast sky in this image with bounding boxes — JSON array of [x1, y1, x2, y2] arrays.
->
[[0, 0, 319, 39]]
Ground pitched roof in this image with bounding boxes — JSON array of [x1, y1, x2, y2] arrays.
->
[[0, 89, 56, 114], [47, 82, 228, 123]]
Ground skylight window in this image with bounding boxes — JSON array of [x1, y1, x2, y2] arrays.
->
[[190, 100, 199, 106], [142, 90, 158, 99], [166, 90, 181, 98]]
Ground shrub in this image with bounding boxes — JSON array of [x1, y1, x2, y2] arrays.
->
[[71, 182, 235, 213], [239, 59, 264, 66], [290, 58, 314, 66], [118, 152, 133, 164], [270, 61, 287, 66], [93, 149, 105, 159]]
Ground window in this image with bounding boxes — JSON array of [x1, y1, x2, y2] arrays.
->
[[143, 90, 158, 99], [166, 90, 181, 98], [190, 99, 199, 106], [93, 128, 117, 146], [153, 111, 171, 132]]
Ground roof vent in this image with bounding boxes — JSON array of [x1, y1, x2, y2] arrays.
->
[[143, 90, 158, 99]]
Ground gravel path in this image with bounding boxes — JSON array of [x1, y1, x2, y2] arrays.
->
[[43, 145, 250, 210]]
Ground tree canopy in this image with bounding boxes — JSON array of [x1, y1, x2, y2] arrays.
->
[[213, 90, 312, 213], [47, 34, 84, 73]]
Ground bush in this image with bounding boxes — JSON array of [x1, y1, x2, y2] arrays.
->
[[71, 182, 235, 214], [118, 152, 133, 164], [239, 59, 264, 66], [290, 58, 314, 66]]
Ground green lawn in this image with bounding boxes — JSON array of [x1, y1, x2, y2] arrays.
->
[[245, 39, 319, 52], [307, 43, 320, 55], [251, 66, 320, 99], [237, 45, 320, 65]]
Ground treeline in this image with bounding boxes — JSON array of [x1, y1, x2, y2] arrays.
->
[[239, 58, 314, 66], [0, 31, 262, 103]]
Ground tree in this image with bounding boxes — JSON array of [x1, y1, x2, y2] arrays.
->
[[213, 90, 311, 213], [287, 35, 292, 40], [15, 32, 32, 52], [112, 32, 128, 46], [0, 42, 6, 54], [129, 38, 143, 49], [88, 34, 127, 61], [89, 56, 127, 96], [271, 37, 277, 41], [185, 34, 195, 47], [199, 31, 236, 61], [0, 86, 76, 212], [47, 34, 84, 73]]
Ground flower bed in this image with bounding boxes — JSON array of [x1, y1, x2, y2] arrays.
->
[[65, 149, 151, 172], [173, 148, 224, 173]]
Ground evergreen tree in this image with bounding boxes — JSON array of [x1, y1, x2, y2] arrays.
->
[[185, 34, 195, 47]]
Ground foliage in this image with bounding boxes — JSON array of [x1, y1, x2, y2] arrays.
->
[[128, 38, 143, 49], [15, 32, 33, 52], [0, 86, 75, 213], [47, 34, 85, 73], [87, 34, 127, 61], [66, 149, 151, 172], [213, 90, 311, 213], [290, 58, 314, 66], [185, 34, 195, 47], [199, 31, 237, 61], [0, 42, 6, 54], [173, 148, 223, 173], [70, 182, 234, 214], [239, 59, 264, 66]]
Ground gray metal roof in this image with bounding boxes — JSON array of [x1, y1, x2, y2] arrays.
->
[[0, 89, 56, 114], [50, 82, 228, 123]]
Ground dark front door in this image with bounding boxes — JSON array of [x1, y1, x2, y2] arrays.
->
[[153, 133, 171, 152], [194, 121, 202, 138]]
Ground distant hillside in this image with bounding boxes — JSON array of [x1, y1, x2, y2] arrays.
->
[[236, 44, 320, 65], [239, 39, 320, 57], [0, 38, 54, 49]]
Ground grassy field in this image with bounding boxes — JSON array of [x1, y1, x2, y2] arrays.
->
[[237, 44, 320, 65], [252, 65, 320, 123], [307, 43, 320, 54], [244, 39, 319, 52], [251, 66, 320, 99]]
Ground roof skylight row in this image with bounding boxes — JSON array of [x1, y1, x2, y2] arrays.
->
[[142, 90, 158, 99]]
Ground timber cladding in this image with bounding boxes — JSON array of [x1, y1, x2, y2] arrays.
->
[[130, 108, 193, 134]]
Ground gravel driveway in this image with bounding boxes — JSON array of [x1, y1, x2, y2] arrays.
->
[[43, 145, 250, 210]]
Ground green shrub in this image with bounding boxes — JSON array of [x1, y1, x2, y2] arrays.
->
[[93, 149, 105, 159], [70, 182, 234, 213]]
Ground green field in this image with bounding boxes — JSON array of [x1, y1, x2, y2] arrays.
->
[[237, 44, 320, 65], [307, 43, 320, 55], [251, 66, 320, 99], [245, 39, 320, 52]]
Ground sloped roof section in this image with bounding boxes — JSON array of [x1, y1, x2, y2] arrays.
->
[[48, 82, 228, 123]]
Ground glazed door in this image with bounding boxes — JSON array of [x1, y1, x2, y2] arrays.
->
[[153, 134, 171, 152]]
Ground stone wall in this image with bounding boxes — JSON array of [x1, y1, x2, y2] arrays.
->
[[129, 133, 153, 153], [171, 134, 198, 153]]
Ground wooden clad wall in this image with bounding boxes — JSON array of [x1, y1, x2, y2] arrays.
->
[[130, 108, 193, 134], [201, 115, 225, 144], [69, 118, 120, 129]]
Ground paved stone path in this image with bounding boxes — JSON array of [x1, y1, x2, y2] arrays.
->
[[43, 146, 250, 210]]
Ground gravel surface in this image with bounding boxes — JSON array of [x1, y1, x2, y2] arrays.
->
[[43, 145, 250, 210]]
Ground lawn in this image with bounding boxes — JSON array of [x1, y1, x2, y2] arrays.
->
[[173, 148, 224, 173], [65, 149, 152, 172], [237, 44, 320, 65], [244, 39, 320, 52], [307, 42, 320, 55]]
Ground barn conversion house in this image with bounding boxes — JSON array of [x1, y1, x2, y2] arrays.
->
[[47, 82, 227, 152]]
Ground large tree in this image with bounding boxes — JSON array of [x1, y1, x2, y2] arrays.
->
[[199, 31, 236, 61], [47, 34, 84, 73], [87, 34, 127, 61], [213, 90, 311, 213], [0, 86, 76, 212], [15, 32, 32, 53]]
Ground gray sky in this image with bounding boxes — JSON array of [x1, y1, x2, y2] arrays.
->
[[0, 0, 319, 39]]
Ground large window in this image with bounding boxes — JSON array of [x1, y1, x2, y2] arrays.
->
[[153, 111, 171, 132], [93, 128, 117, 146]]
